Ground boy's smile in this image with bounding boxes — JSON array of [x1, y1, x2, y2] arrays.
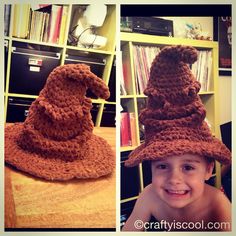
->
[[165, 189, 190, 196], [151, 154, 214, 209], [163, 187, 192, 206]]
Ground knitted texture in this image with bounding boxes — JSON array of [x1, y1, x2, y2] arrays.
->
[[125, 45, 231, 167], [5, 64, 115, 180]]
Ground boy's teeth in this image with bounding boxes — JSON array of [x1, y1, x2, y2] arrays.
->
[[168, 190, 187, 194]]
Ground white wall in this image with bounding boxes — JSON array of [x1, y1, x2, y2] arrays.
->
[[219, 76, 232, 124], [163, 17, 213, 39]]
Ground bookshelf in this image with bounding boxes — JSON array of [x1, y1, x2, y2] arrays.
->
[[120, 32, 222, 216], [4, 4, 116, 127]]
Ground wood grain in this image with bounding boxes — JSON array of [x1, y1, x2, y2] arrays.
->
[[5, 167, 17, 228], [5, 127, 116, 228]]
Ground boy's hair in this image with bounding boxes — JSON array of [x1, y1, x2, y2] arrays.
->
[[205, 157, 215, 164]]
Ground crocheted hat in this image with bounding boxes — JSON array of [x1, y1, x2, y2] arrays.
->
[[125, 45, 231, 167], [5, 64, 115, 180]]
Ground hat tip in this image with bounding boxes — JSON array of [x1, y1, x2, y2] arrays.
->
[[160, 45, 198, 64]]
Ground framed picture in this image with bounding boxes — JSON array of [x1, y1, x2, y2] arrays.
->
[[213, 16, 232, 76]]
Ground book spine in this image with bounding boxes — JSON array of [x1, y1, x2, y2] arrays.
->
[[29, 11, 34, 40], [35, 11, 40, 41], [43, 13, 50, 42], [206, 51, 212, 91], [12, 4, 19, 37], [4, 5, 11, 36], [120, 112, 132, 147], [58, 5, 69, 45], [129, 112, 138, 146], [120, 51, 127, 95], [122, 63, 129, 95], [12, 4, 31, 38], [39, 13, 46, 42], [48, 5, 62, 43], [120, 50, 127, 95]]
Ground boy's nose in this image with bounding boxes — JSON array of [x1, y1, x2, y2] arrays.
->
[[167, 168, 183, 185]]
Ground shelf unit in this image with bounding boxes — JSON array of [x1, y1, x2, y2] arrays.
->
[[120, 32, 222, 207], [4, 4, 116, 127]]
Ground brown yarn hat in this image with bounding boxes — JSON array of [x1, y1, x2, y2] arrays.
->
[[5, 64, 115, 180], [125, 45, 231, 167]]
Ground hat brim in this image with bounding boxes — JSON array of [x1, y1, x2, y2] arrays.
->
[[125, 138, 231, 167], [5, 124, 115, 181]]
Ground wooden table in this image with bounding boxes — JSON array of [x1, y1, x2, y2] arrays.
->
[[5, 127, 116, 229]]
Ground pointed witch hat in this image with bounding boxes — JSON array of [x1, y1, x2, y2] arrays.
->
[[125, 45, 231, 167], [5, 64, 115, 180]]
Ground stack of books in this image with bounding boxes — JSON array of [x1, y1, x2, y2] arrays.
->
[[191, 50, 212, 92], [12, 4, 69, 44], [132, 45, 161, 94], [132, 45, 212, 94]]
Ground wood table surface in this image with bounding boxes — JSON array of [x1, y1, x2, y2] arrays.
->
[[5, 127, 116, 229]]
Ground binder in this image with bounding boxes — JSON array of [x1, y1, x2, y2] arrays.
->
[[9, 47, 61, 95]]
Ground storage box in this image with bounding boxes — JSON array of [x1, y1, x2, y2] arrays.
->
[[9, 47, 61, 95], [7, 97, 35, 122], [101, 104, 115, 127]]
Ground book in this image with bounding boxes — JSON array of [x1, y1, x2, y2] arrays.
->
[[120, 51, 127, 95], [4, 4, 11, 36], [137, 98, 147, 141], [120, 112, 132, 147], [198, 51, 206, 91], [48, 5, 62, 43], [58, 5, 69, 45], [206, 51, 212, 91], [129, 112, 138, 146], [121, 63, 128, 95], [39, 13, 47, 42], [29, 11, 35, 40], [43, 13, 50, 42], [12, 4, 31, 38]]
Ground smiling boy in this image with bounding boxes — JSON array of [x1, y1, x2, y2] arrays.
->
[[123, 45, 231, 231]]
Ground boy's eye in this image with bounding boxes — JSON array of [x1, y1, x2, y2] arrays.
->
[[183, 165, 195, 171], [156, 164, 167, 169]]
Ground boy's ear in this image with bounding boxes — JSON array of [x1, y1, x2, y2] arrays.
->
[[205, 161, 215, 181]]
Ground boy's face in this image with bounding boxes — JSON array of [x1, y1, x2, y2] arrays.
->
[[151, 154, 214, 209]]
